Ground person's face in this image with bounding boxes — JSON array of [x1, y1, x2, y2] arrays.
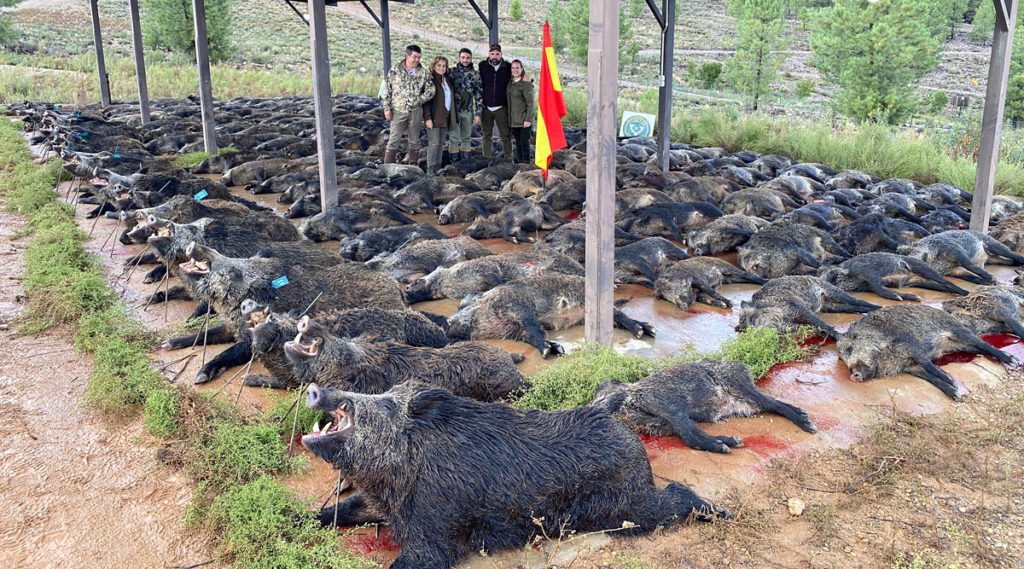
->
[[406, 51, 422, 67], [434, 60, 448, 74], [511, 62, 522, 77], [488, 49, 502, 63], [458, 52, 472, 66]]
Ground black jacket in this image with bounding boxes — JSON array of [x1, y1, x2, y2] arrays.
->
[[478, 58, 512, 108]]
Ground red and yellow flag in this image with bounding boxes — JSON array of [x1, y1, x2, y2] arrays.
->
[[535, 21, 568, 180]]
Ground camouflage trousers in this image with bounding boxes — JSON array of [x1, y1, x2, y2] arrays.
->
[[448, 109, 475, 153], [386, 107, 424, 152]]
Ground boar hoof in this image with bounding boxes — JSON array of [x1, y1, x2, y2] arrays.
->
[[541, 341, 565, 359], [194, 372, 212, 385]]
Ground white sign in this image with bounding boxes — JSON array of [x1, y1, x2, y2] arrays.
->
[[619, 111, 656, 138]]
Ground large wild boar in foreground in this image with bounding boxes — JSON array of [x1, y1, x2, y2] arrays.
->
[[302, 382, 729, 569]]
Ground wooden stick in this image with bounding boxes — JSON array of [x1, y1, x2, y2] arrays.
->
[[333, 469, 343, 529], [162, 268, 170, 322], [287, 383, 308, 455], [233, 355, 255, 404], [212, 355, 253, 398], [88, 199, 108, 236], [100, 215, 120, 258], [122, 244, 151, 282], [192, 302, 212, 350]]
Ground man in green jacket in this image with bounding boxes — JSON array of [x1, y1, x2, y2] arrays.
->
[[382, 45, 436, 167], [449, 48, 482, 162]]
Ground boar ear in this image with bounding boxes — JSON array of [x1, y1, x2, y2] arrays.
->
[[406, 388, 452, 426]]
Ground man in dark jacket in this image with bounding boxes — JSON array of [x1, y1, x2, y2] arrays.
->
[[478, 43, 513, 159]]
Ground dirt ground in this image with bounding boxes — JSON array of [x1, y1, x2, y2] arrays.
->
[[2, 175, 1024, 569]]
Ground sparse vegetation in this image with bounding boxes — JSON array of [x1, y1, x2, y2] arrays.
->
[[207, 476, 376, 569], [515, 327, 813, 411], [144, 388, 181, 438]]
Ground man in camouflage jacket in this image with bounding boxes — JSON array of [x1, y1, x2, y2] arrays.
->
[[448, 48, 482, 161], [382, 44, 435, 166]]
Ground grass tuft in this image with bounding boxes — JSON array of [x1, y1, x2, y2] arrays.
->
[[207, 476, 375, 569], [144, 388, 181, 438], [264, 388, 329, 436], [513, 328, 812, 411], [186, 423, 297, 492], [84, 338, 163, 415]]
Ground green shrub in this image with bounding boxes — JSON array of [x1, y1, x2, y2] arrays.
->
[[144, 389, 181, 438], [18, 271, 117, 334], [187, 423, 294, 491], [75, 304, 152, 352], [514, 345, 687, 411], [22, 223, 90, 290], [510, 0, 523, 20], [796, 79, 814, 98], [715, 326, 813, 379], [264, 389, 329, 436], [928, 90, 949, 114], [697, 62, 723, 89], [85, 338, 163, 415], [207, 476, 374, 569]]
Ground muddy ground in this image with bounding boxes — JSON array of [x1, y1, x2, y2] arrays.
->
[[1, 175, 1023, 568]]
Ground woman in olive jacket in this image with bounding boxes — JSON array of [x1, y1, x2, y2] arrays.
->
[[423, 56, 459, 175], [506, 59, 535, 164]]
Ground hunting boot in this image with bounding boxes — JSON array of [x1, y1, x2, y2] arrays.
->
[[460, 150, 471, 161], [383, 149, 397, 164], [408, 148, 421, 170]]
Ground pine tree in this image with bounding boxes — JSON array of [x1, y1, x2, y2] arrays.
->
[[726, 0, 788, 111], [546, 1, 569, 51], [808, 0, 942, 123], [142, 0, 234, 63], [510, 0, 524, 21], [969, 0, 995, 43], [0, 12, 18, 49], [566, 0, 635, 64]]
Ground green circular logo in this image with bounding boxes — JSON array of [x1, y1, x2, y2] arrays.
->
[[623, 115, 652, 137]]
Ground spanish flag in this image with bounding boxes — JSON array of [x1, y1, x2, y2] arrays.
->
[[535, 21, 568, 180]]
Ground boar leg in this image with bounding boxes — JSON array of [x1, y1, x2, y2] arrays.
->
[[911, 357, 967, 401], [163, 323, 235, 349], [521, 317, 563, 359], [124, 251, 158, 266], [612, 309, 656, 338], [947, 249, 995, 284], [739, 385, 817, 433], [145, 285, 192, 305], [667, 412, 743, 453], [720, 265, 768, 285], [979, 233, 1024, 265], [243, 374, 295, 390], [142, 264, 167, 284], [821, 235, 853, 259], [821, 293, 880, 314], [862, 275, 912, 301], [950, 327, 1020, 366], [665, 483, 732, 521], [1002, 317, 1024, 340], [789, 302, 839, 338], [195, 341, 254, 384], [316, 492, 384, 527], [904, 258, 969, 295], [694, 283, 731, 309]]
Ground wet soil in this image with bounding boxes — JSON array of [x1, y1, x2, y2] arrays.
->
[[3, 176, 1024, 568]]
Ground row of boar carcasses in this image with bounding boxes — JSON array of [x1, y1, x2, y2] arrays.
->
[[11, 95, 1024, 569]]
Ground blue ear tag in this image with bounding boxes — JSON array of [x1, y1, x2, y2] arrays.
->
[[272, 276, 289, 289], [194, 189, 208, 201], [112, 144, 120, 159]]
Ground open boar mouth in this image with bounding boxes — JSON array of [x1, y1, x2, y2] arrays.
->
[[178, 258, 210, 275], [284, 331, 321, 358], [247, 307, 270, 329], [309, 404, 355, 438]]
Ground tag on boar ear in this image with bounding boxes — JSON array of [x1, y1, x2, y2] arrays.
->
[[194, 189, 208, 201], [272, 275, 289, 289]]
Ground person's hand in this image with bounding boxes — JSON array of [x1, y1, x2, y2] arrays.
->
[[425, 119, 434, 129], [473, 116, 481, 126], [523, 121, 531, 128], [384, 110, 392, 121]]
